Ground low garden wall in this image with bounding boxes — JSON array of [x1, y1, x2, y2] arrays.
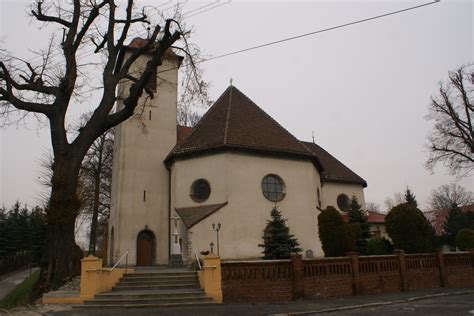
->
[[221, 249, 474, 302]]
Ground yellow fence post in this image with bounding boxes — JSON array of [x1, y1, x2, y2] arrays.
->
[[198, 253, 222, 303]]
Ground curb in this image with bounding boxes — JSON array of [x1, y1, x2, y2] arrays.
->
[[279, 290, 474, 315]]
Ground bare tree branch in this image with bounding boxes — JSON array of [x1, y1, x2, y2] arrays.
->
[[425, 64, 474, 177], [31, 1, 72, 27]]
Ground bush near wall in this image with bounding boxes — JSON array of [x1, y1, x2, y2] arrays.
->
[[385, 203, 434, 253], [318, 206, 356, 257], [456, 229, 474, 251]]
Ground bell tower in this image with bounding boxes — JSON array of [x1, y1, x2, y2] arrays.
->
[[109, 39, 183, 266]]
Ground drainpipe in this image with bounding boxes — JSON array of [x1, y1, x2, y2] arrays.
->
[[167, 164, 172, 263]]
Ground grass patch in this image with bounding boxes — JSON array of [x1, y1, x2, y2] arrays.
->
[[0, 270, 40, 309]]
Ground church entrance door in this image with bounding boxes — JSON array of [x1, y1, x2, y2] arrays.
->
[[136, 230, 155, 266]]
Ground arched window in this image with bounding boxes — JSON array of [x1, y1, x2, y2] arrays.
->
[[261, 174, 286, 202], [317, 188, 322, 208], [109, 226, 114, 266]]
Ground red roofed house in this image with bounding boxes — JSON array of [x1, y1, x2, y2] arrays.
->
[[108, 42, 367, 266], [341, 211, 388, 239], [424, 204, 474, 236]]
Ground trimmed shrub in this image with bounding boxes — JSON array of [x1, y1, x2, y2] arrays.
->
[[385, 203, 434, 253], [318, 206, 355, 257], [455, 229, 474, 251], [366, 237, 394, 255]]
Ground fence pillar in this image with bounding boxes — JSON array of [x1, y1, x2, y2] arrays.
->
[[198, 254, 222, 303], [468, 249, 474, 266], [80, 255, 102, 301], [437, 251, 447, 287], [395, 249, 408, 291], [291, 254, 304, 299], [346, 252, 360, 295]]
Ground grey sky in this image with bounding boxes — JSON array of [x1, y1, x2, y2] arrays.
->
[[0, 0, 473, 211]]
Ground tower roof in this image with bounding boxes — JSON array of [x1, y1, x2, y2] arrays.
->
[[166, 85, 322, 170]]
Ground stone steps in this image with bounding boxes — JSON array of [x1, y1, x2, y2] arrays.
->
[[74, 267, 214, 309], [112, 283, 199, 291], [76, 301, 216, 309]]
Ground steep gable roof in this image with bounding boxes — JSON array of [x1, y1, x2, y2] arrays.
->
[[302, 141, 367, 187], [166, 86, 321, 169]]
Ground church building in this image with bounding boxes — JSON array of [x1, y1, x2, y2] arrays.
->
[[108, 39, 367, 266]]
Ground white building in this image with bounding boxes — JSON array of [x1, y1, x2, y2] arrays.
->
[[108, 39, 367, 266]]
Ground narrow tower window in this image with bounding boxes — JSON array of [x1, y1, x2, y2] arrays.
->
[[143, 190, 146, 202], [149, 110, 151, 120]]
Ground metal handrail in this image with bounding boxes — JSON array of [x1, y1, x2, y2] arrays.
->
[[195, 250, 202, 270], [111, 249, 129, 271]]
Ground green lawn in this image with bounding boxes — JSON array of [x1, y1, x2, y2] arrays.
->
[[0, 270, 40, 309]]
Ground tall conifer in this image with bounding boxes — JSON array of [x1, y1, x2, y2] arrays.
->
[[259, 207, 302, 259]]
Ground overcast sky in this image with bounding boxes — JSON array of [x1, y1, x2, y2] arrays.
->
[[0, 0, 473, 212]]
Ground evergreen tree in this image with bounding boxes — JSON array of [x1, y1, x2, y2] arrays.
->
[[443, 204, 467, 249], [259, 207, 302, 259], [348, 196, 371, 254], [404, 187, 418, 207], [386, 203, 434, 253], [5, 202, 20, 256], [30, 206, 47, 266], [0, 207, 7, 258], [318, 206, 355, 257]]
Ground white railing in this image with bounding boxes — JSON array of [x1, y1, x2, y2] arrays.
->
[[111, 249, 129, 271], [195, 250, 202, 270]]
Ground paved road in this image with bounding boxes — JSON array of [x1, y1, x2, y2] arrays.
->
[[315, 292, 474, 315], [46, 288, 474, 316], [0, 268, 39, 300]]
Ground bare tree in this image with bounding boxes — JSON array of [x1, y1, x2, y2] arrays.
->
[[425, 65, 474, 177], [0, 1, 201, 290], [366, 202, 381, 213], [177, 102, 202, 127], [384, 192, 404, 211], [79, 119, 113, 255], [427, 183, 474, 211]]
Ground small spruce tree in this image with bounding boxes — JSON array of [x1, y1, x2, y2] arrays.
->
[[259, 207, 302, 259], [348, 196, 371, 254], [404, 187, 418, 207], [443, 204, 467, 249]]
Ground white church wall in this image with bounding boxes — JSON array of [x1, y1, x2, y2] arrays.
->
[[109, 52, 179, 265], [172, 152, 325, 261], [321, 182, 366, 212]]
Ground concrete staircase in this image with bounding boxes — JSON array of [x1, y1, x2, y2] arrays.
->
[[75, 267, 215, 309]]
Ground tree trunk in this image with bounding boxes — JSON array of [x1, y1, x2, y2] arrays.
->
[[43, 155, 83, 291]]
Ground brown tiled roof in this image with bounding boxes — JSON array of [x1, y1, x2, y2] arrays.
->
[[302, 141, 367, 187], [177, 125, 192, 145], [424, 204, 474, 235], [166, 86, 321, 169], [175, 202, 228, 228]]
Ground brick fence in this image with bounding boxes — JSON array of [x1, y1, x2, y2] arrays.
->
[[221, 249, 474, 302]]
